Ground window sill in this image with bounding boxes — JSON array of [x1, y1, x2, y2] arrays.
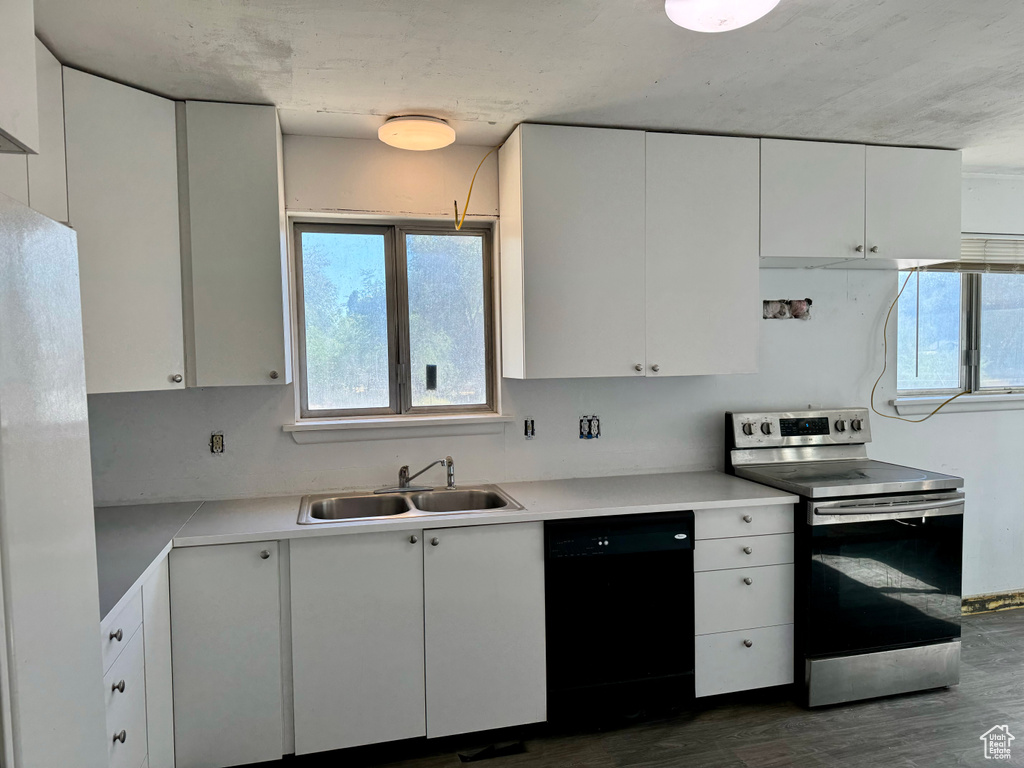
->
[[891, 392, 1024, 416], [283, 413, 515, 444]]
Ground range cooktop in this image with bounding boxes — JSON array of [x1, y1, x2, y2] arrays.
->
[[734, 458, 963, 499]]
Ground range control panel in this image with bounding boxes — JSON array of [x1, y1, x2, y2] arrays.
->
[[728, 408, 872, 449]]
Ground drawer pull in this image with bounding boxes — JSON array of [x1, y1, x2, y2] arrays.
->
[[743, 515, 753, 523], [259, 549, 271, 560], [431, 537, 440, 546], [112, 680, 125, 694], [409, 535, 419, 544], [113, 730, 127, 744], [743, 546, 753, 554], [109, 628, 123, 642], [743, 639, 753, 648], [743, 577, 753, 585]]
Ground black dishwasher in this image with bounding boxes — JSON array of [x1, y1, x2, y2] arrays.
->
[[545, 511, 695, 720]]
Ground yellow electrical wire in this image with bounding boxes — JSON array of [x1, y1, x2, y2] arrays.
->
[[870, 270, 968, 423], [453, 146, 498, 230]]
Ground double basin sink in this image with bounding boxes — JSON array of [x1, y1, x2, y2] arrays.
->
[[298, 485, 523, 525]]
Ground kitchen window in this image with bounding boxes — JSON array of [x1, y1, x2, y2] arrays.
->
[[897, 238, 1024, 398], [293, 222, 495, 419]]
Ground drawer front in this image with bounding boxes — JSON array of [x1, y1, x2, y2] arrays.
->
[[694, 504, 793, 540], [694, 533, 794, 572], [101, 589, 143, 673], [104, 626, 148, 768], [694, 564, 794, 635], [695, 624, 794, 697]]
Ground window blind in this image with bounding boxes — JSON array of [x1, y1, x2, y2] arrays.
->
[[925, 236, 1024, 273]]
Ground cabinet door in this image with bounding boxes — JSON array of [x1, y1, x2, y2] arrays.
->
[[27, 40, 68, 223], [760, 139, 865, 262], [64, 68, 185, 394], [0, 0, 38, 152], [424, 523, 546, 738], [170, 542, 283, 768], [290, 532, 425, 754], [645, 133, 759, 377], [183, 101, 291, 387], [142, 558, 174, 768], [866, 146, 961, 263], [0, 155, 28, 204], [512, 124, 647, 378]]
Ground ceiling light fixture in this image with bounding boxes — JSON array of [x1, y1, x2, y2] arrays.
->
[[377, 115, 456, 151], [664, 0, 781, 33]]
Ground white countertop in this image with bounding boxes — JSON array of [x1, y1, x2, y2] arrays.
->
[[173, 471, 797, 547], [95, 501, 204, 620], [93, 472, 795, 618]]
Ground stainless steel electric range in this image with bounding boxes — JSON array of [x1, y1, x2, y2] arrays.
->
[[725, 408, 965, 707]]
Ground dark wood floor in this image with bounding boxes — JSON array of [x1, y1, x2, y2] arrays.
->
[[270, 609, 1024, 768]]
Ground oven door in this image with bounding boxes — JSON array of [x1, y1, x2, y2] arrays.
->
[[804, 492, 964, 658]]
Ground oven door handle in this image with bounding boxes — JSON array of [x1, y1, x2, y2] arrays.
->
[[812, 495, 964, 523]]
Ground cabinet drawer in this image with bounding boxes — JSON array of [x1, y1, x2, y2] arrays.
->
[[101, 589, 143, 673], [694, 505, 793, 540], [104, 626, 148, 768], [695, 624, 794, 697], [694, 564, 794, 635], [694, 534, 793, 572]]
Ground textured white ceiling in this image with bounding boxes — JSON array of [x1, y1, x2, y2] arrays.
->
[[34, 0, 1024, 170]]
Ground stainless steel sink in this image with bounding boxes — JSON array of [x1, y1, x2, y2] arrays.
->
[[409, 488, 513, 513], [300, 493, 412, 523], [297, 484, 522, 524]]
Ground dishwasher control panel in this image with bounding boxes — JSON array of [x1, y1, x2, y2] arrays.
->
[[545, 511, 694, 558]]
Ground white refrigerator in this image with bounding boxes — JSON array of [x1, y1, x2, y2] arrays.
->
[[0, 194, 107, 767]]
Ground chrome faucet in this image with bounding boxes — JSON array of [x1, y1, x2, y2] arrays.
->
[[376, 456, 456, 494]]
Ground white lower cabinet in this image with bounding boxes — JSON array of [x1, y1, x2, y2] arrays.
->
[[141, 559, 174, 768], [693, 508, 795, 698], [424, 523, 546, 738], [169, 542, 284, 768], [290, 531, 426, 754], [695, 625, 795, 698], [103, 627, 148, 768]]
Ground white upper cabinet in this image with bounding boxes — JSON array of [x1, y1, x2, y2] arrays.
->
[[865, 145, 961, 264], [761, 138, 961, 268], [423, 522, 546, 738], [760, 139, 866, 264], [645, 133, 760, 377], [0, 0, 39, 153], [499, 123, 647, 379], [181, 101, 291, 387], [27, 40, 68, 223], [64, 68, 185, 394]]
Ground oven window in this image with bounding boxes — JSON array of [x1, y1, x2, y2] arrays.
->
[[807, 515, 962, 657]]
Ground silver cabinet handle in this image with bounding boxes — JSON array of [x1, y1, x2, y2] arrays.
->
[[743, 639, 753, 648], [269, 370, 279, 379], [171, 373, 183, 383], [409, 535, 419, 544], [113, 730, 126, 744], [259, 549, 271, 560], [870, 246, 879, 253], [743, 546, 753, 555], [742, 515, 753, 523], [855, 245, 865, 253], [112, 680, 125, 694], [431, 537, 440, 546], [743, 577, 753, 585], [634, 363, 643, 372], [109, 628, 123, 642], [651, 364, 660, 373]]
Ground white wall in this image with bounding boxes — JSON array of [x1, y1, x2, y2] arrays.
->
[[86, 147, 1024, 598]]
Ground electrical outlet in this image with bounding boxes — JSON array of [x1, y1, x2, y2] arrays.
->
[[524, 417, 536, 440], [210, 432, 225, 454], [579, 415, 601, 440]]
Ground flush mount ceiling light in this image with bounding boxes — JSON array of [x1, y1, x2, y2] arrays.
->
[[377, 115, 456, 151], [665, 0, 781, 32]]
